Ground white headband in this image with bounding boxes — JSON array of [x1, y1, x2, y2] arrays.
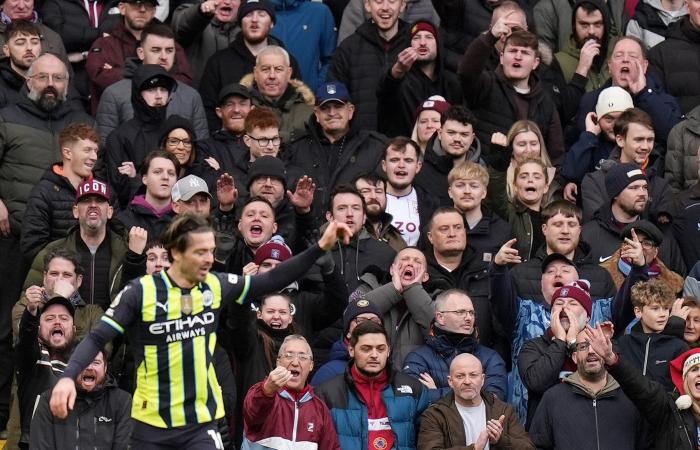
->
[[683, 354, 700, 379]]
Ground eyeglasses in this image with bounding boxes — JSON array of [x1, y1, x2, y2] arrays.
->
[[166, 137, 192, 148], [354, 316, 382, 325], [278, 352, 312, 362], [30, 73, 67, 83], [439, 309, 475, 318], [574, 341, 591, 352], [246, 135, 281, 147], [640, 239, 656, 250]]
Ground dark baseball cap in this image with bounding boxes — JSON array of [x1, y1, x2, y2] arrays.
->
[[122, 0, 159, 7], [40, 296, 75, 318], [218, 83, 256, 105], [541, 253, 576, 273]]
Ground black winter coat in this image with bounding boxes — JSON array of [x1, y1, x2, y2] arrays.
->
[[327, 20, 410, 131], [466, 207, 514, 266], [0, 57, 25, 109], [198, 129, 247, 177], [199, 34, 300, 131], [20, 164, 79, 261], [29, 378, 132, 450], [40, 0, 121, 52], [607, 357, 695, 450], [284, 119, 387, 222], [649, 17, 700, 114], [115, 198, 175, 242], [671, 182, 700, 269], [458, 32, 565, 166], [330, 229, 396, 293]]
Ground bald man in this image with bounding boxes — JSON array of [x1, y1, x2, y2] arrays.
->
[[418, 354, 534, 450]]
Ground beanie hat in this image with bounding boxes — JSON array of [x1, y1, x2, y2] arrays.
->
[[237, 0, 276, 24], [551, 280, 592, 318], [595, 86, 634, 118], [247, 156, 287, 191], [414, 95, 451, 120], [670, 348, 700, 409], [605, 162, 647, 201], [342, 298, 383, 336], [411, 20, 438, 40], [254, 235, 292, 265]]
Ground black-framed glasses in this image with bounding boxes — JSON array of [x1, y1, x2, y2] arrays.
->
[[166, 137, 192, 147], [246, 135, 281, 147]]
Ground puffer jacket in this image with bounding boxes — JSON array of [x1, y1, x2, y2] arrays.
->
[[626, 0, 688, 49], [458, 32, 565, 166], [418, 391, 534, 450], [649, 17, 700, 114], [490, 261, 614, 422], [402, 324, 507, 401], [96, 58, 209, 145], [665, 104, 700, 192], [607, 357, 695, 450], [561, 130, 617, 183], [29, 377, 132, 450], [328, 20, 411, 131], [86, 21, 193, 112], [0, 92, 94, 236], [240, 73, 314, 143], [529, 372, 641, 450], [242, 382, 340, 450], [270, 0, 337, 91], [310, 339, 350, 387], [614, 321, 688, 392], [337, 0, 438, 43], [315, 368, 429, 450], [20, 164, 81, 261], [363, 282, 436, 368], [284, 118, 386, 222], [171, 2, 240, 85], [0, 57, 26, 109]]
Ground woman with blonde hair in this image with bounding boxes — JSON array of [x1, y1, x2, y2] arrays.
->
[[410, 95, 451, 153]]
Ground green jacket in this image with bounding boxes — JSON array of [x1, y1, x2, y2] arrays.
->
[[555, 37, 611, 92]]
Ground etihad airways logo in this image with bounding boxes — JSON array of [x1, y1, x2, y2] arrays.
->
[[149, 312, 216, 342]]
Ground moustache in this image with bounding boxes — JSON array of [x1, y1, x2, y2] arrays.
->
[[41, 86, 60, 97]]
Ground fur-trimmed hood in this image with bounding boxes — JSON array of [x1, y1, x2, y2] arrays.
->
[[239, 73, 315, 107], [600, 248, 685, 294]]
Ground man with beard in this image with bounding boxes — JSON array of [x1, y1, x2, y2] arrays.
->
[[403, 289, 507, 402], [23, 180, 148, 311], [415, 105, 485, 207], [327, 0, 410, 131], [354, 172, 406, 252], [96, 23, 208, 144], [377, 20, 462, 138], [30, 349, 132, 449], [284, 81, 386, 223], [381, 137, 437, 246], [517, 280, 595, 427], [582, 162, 685, 274], [581, 108, 673, 223], [418, 353, 534, 450], [315, 321, 429, 450], [574, 36, 683, 147], [362, 247, 434, 367], [529, 329, 641, 450], [104, 64, 177, 206], [15, 294, 78, 447], [0, 0, 68, 65], [551, 0, 612, 93], [0, 53, 92, 437], [86, 0, 192, 113], [0, 21, 41, 108], [200, 0, 300, 131]]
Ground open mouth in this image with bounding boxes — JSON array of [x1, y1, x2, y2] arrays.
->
[[289, 369, 300, 378], [249, 225, 263, 237], [512, 62, 522, 69], [270, 320, 282, 329], [402, 267, 414, 280], [524, 186, 537, 193], [51, 328, 64, 338], [394, 170, 408, 177], [553, 281, 564, 288]]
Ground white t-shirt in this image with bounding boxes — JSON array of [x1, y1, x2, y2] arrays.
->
[[456, 401, 489, 450], [386, 188, 420, 246]]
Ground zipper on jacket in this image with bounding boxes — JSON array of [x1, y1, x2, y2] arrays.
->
[[593, 398, 600, 450], [292, 401, 299, 442], [90, 253, 96, 305], [642, 337, 651, 376]]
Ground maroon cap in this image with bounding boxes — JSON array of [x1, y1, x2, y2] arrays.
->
[[75, 179, 111, 203]]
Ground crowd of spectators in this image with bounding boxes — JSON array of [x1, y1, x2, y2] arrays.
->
[[1, 0, 700, 447]]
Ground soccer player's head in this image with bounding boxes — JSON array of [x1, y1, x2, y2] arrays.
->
[[162, 214, 215, 284]]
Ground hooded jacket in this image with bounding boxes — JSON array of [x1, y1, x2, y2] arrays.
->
[[29, 377, 132, 450], [0, 90, 94, 236], [458, 32, 566, 166], [0, 57, 26, 108], [529, 372, 642, 450], [376, 20, 463, 138], [104, 65, 175, 206], [328, 20, 411, 131], [649, 17, 700, 114], [337, 0, 439, 43], [311, 339, 350, 387], [627, 0, 688, 48], [330, 228, 397, 293], [402, 324, 507, 401], [418, 391, 534, 450], [665, 103, 700, 192], [96, 57, 209, 145], [269, 0, 337, 91], [115, 195, 175, 241], [20, 164, 81, 261]]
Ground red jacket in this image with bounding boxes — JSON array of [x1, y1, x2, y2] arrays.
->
[[243, 380, 341, 449], [86, 21, 193, 113]]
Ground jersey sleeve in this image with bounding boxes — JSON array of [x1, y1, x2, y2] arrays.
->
[[101, 280, 142, 333]]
